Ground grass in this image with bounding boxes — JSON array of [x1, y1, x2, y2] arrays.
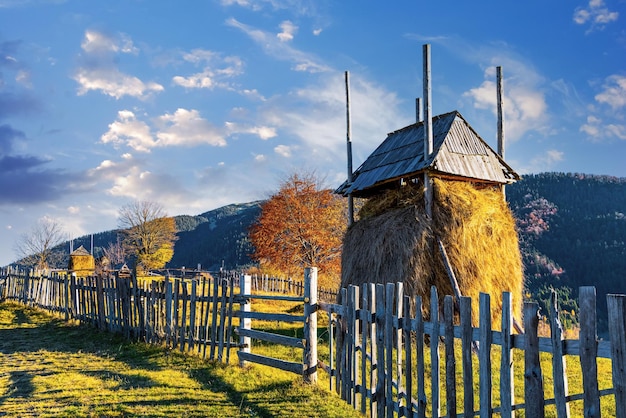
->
[[0, 301, 362, 418]]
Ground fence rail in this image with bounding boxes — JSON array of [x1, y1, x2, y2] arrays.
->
[[2, 266, 625, 417]]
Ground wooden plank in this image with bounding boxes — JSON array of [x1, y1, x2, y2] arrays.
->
[[339, 287, 348, 401], [444, 295, 457, 417], [225, 277, 236, 364], [385, 283, 395, 418], [607, 294, 626, 418], [479, 293, 492, 418], [579, 286, 600, 418], [237, 328, 304, 348], [217, 278, 228, 360], [500, 292, 515, 418], [460, 296, 474, 416], [188, 279, 197, 351], [524, 301, 544, 418], [239, 294, 305, 303], [239, 275, 252, 367], [415, 296, 426, 418], [430, 286, 440, 418], [237, 351, 303, 375], [549, 290, 570, 418], [403, 295, 413, 418], [395, 283, 404, 415], [348, 284, 358, 406], [179, 281, 188, 352], [360, 284, 370, 415], [303, 267, 318, 384], [369, 283, 378, 418], [375, 283, 386, 418]]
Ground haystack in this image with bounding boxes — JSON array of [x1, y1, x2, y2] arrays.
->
[[68, 245, 96, 277], [341, 178, 523, 324]]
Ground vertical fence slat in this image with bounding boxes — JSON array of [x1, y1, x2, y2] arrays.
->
[[430, 286, 440, 418], [444, 295, 457, 418], [579, 286, 600, 418], [479, 293, 493, 418], [238, 274, 251, 367], [524, 301, 544, 418], [550, 290, 570, 418], [500, 292, 515, 418], [303, 267, 318, 384], [369, 283, 378, 418], [415, 295, 426, 418], [607, 294, 626, 418], [460, 296, 474, 416], [403, 295, 413, 418], [375, 283, 386, 418]]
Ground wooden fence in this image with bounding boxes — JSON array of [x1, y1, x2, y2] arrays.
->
[[2, 266, 626, 416]]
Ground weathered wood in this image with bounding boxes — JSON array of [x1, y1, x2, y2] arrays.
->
[[347, 285, 356, 402], [607, 294, 626, 417], [360, 284, 369, 415], [479, 293, 493, 418], [237, 351, 303, 375], [430, 286, 440, 417], [444, 295, 457, 418], [460, 296, 474, 416], [500, 292, 515, 418], [303, 267, 318, 384], [524, 301, 544, 418], [375, 283, 386, 418], [403, 295, 413, 418], [369, 283, 378, 418], [238, 275, 251, 367], [385, 283, 395, 418], [550, 290, 570, 418], [415, 295, 426, 418], [579, 286, 600, 418], [395, 283, 404, 416]]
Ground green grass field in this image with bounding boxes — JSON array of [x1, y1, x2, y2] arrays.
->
[[0, 301, 361, 417]]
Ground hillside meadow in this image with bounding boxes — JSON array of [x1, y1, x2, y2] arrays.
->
[[0, 301, 361, 418]]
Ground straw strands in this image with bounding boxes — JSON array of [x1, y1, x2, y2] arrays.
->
[[340, 177, 523, 324]]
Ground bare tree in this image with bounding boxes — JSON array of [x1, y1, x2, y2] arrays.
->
[[14, 218, 66, 270], [118, 200, 177, 272], [101, 235, 126, 267]]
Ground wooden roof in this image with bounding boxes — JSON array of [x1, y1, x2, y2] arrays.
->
[[70, 245, 91, 257], [336, 110, 519, 197]]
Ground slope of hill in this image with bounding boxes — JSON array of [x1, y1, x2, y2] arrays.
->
[[15, 173, 625, 333]]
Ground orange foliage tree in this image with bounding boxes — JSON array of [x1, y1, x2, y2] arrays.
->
[[249, 173, 347, 288]]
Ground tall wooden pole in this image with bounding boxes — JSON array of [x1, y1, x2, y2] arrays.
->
[[497, 66, 506, 199], [345, 71, 354, 226], [423, 44, 433, 219]]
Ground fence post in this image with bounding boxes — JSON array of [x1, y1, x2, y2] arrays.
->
[[304, 267, 318, 384], [607, 294, 626, 418], [579, 286, 600, 418], [239, 274, 252, 367]]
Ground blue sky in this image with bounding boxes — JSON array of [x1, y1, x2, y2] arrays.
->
[[0, 0, 624, 266]]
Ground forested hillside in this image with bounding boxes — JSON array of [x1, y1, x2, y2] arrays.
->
[[507, 173, 626, 333], [29, 173, 625, 333]]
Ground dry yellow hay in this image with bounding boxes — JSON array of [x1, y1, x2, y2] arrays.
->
[[68, 245, 96, 277], [341, 177, 523, 325]]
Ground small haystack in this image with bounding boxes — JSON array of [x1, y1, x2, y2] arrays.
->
[[68, 245, 95, 277], [341, 178, 523, 324]]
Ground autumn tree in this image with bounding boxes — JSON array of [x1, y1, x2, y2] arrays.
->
[[14, 217, 66, 270], [118, 201, 177, 273], [249, 173, 347, 287]]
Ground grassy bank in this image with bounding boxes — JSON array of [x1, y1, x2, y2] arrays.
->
[[0, 301, 361, 417]]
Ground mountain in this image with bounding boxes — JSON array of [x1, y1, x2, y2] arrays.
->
[[15, 173, 626, 333], [507, 173, 626, 333], [168, 201, 262, 271]]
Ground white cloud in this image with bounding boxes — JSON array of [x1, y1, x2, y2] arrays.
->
[[595, 75, 626, 110], [517, 149, 565, 174], [101, 110, 156, 152], [173, 49, 244, 90], [463, 65, 548, 142], [274, 144, 292, 157], [277, 20, 298, 42], [74, 30, 161, 99], [580, 115, 626, 141], [156, 108, 227, 147], [81, 30, 138, 54], [573, 0, 619, 32], [226, 18, 330, 73], [108, 166, 190, 202], [225, 121, 277, 139], [259, 73, 405, 164], [313, 28, 322, 36]]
